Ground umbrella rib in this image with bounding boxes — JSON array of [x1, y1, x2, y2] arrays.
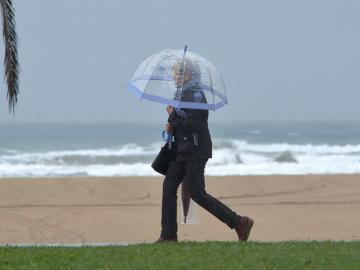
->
[[137, 53, 157, 100], [138, 54, 156, 81], [203, 61, 215, 111], [140, 54, 174, 101], [217, 66, 228, 105]]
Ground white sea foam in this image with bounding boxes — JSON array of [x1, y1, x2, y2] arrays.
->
[[0, 139, 359, 177]]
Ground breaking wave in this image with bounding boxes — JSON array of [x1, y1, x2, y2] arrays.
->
[[1, 139, 360, 177]]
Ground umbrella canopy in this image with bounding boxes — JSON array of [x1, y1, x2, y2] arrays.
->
[[127, 47, 228, 111]]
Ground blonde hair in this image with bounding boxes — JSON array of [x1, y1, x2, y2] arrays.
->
[[173, 58, 201, 81]]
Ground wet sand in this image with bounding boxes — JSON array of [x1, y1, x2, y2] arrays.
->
[[0, 175, 359, 244]]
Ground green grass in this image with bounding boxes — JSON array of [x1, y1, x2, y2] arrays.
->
[[0, 241, 359, 270]]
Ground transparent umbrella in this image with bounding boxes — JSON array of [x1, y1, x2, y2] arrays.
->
[[126, 46, 228, 111]]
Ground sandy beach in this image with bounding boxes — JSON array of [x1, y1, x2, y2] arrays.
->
[[0, 175, 359, 244]]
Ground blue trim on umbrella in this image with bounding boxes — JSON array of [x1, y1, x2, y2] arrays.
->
[[198, 84, 228, 105], [128, 79, 228, 105], [181, 80, 228, 104], [127, 83, 226, 111], [127, 83, 144, 98]]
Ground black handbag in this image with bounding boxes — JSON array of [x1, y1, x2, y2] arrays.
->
[[151, 143, 173, 175]]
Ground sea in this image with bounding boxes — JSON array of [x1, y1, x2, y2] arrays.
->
[[0, 122, 360, 177]]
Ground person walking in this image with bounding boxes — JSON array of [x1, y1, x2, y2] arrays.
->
[[155, 60, 254, 243]]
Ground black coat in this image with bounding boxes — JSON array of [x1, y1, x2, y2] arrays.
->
[[168, 103, 212, 161]]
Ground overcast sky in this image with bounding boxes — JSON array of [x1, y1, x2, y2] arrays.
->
[[0, 0, 359, 123]]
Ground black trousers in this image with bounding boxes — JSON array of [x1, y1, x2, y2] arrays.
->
[[161, 159, 238, 238]]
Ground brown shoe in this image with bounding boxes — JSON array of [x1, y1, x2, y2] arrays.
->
[[234, 215, 254, 241], [154, 236, 178, 243]]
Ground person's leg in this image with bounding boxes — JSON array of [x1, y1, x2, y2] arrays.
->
[[160, 161, 185, 239], [184, 159, 238, 229]]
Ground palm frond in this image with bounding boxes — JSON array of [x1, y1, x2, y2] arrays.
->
[[1, 0, 19, 114]]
